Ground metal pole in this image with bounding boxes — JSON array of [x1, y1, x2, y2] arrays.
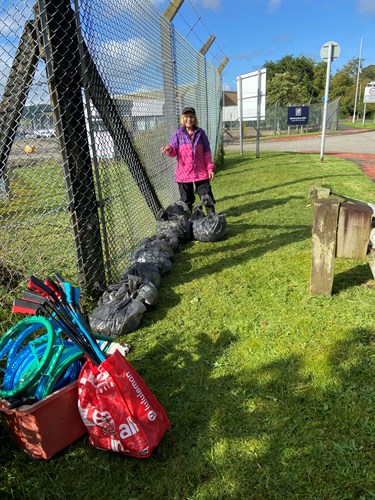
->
[[274, 101, 277, 135], [362, 102, 367, 127], [237, 76, 243, 156], [353, 37, 363, 123], [320, 43, 333, 162], [256, 70, 261, 159]]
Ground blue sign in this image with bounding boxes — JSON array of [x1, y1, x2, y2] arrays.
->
[[287, 106, 309, 126]]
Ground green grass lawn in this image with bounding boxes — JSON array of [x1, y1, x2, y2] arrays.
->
[[1, 151, 375, 499], [340, 120, 375, 130]]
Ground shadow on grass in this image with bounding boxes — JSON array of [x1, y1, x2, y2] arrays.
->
[[137, 328, 375, 498], [219, 173, 361, 202], [224, 195, 303, 217], [2, 327, 374, 499], [220, 151, 292, 172], [332, 263, 374, 294], [168, 224, 311, 288]]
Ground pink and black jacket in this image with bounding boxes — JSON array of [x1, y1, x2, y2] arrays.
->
[[165, 126, 214, 183]]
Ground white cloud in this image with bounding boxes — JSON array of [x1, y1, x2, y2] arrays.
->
[[268, 0, 281, 13], [97, 37, 150, 85], [357, 0, 375, 14]]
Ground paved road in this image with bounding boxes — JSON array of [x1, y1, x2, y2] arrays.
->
[[224, 130, 375, 155]]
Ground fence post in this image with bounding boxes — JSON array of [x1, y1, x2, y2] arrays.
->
[[36, 0, 105, 294], [162, 5, 181, 132]]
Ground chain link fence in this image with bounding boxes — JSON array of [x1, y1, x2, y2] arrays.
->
[[0, 0, 222, 326], [223, 99, 340, 141]]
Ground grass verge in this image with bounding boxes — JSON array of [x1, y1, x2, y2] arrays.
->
[[1, 151, 375, 499], [340, 120, 375, 130]]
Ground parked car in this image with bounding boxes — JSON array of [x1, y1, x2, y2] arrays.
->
[[35, 129, 56, 138], [25, 129, 56, 139]]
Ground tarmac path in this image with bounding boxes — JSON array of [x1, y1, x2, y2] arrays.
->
[[224, 129, 375, 181]]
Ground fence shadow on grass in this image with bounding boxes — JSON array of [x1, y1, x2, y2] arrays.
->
[[223, 195, 303, 218], [220, 151, 293, 172], [126, 326, 375, 498], [169, 224, 311, 288], [218, 173, 361, 202], [2, 305, 374, 499]]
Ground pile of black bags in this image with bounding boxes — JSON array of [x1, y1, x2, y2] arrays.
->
[[89, 200, 227, 338]]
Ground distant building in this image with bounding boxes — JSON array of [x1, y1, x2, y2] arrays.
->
[[223, 91, 238, 125]]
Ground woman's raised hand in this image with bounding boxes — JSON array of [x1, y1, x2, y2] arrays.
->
[[161, 145, 171, 154]]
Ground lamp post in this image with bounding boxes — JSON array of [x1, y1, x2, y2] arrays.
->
[[352, 37, 363, 123], [353, 35, 375, 123]]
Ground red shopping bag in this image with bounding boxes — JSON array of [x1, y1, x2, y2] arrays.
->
[[78, 350, 170, 457]]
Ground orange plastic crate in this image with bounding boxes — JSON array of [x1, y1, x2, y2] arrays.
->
[[0, 381, 87, 459]]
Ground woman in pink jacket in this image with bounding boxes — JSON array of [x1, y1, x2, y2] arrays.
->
[[161, 106, 216, 214]]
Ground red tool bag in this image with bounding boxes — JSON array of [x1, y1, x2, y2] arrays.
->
[[78, 350, 170, 457]]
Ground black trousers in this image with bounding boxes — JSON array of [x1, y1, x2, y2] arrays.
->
[[178, 179, 215, 210]]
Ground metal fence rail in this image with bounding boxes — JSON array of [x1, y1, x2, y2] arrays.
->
[[0, 0, 222, 323]]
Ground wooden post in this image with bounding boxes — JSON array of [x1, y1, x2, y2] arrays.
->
[[163, 0, 184, 22], [199, 35, 216, 55], [335, 203, 372, 258], [310, 199, 340, 295], [217, 57, 229, 75], [308, 186, 331, 200]]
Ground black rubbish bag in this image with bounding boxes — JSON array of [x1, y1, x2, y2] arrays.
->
[[137, 237, 175, 260], [129, 246, 173, 276], [101, 275, 158, 307], [156, 201, 193, 243], [163, 201, 192, 220], [89, 297, 146, 338], [154, 230, 180, 253], [122, 262, 162, 289], [192, 205, 228, 242], [156, 218, 193, 243], [190, 204, 206, 222]]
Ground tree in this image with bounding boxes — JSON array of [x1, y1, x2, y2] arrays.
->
[[329, 58, 364, 117], [330, 70, 356, 117], [340, 57, 359, 82], [266, 72, 310, 105], [262, 54, 375, 117], [312, 62, 327, 100], [330, 71, 355, 99], [264, 55, 316, 100], [362, 64, 375, 81]]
